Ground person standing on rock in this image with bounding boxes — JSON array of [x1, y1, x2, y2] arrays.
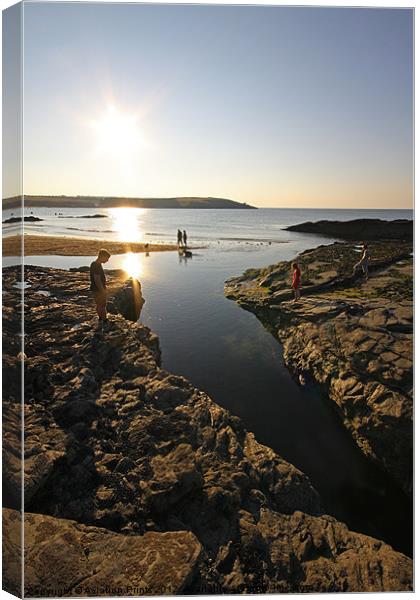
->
[[292, 262, 301, 302], [90, 248, 111, 325], [183, 230, 188, 248], [353, 243, 370, 280]]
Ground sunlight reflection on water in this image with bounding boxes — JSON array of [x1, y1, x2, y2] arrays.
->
[[122, 251, 144, 278], [109, 207, 146, 242]]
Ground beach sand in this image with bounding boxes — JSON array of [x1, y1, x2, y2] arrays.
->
[[3, 234, 178, 256]]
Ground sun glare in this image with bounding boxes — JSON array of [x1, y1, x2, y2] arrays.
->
[[92, 106, 143, 159], [122, 252, 143, 279]]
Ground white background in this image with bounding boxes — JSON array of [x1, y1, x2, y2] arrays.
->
[[0, 0, 416, 599]]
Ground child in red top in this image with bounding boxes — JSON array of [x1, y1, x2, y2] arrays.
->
[[292, 262, 301, 302]]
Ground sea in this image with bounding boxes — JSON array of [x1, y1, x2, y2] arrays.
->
[[4, 206, 413, 555], [3, 205, 412, 247]]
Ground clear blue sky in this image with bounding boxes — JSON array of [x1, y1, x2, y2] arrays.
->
[[17, 3, 414, 208]]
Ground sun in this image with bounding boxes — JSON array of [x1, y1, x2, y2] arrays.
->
[[92, 106, 143, 159], [122, 252, 143, 279]]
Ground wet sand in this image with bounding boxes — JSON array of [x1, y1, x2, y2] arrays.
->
[[3, 234, 178, 256]]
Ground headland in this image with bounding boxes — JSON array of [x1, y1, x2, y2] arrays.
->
[[3, 195, 257, 210]]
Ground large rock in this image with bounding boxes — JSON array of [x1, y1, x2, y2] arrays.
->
[[3, 215, 43, 223], [285, 219, 413, 241], [3, 508, 202, 597], [109, 278, 145, 322], [243, 509, 413, 593]]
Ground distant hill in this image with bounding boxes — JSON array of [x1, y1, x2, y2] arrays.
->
[[3, 195, 257, 210]]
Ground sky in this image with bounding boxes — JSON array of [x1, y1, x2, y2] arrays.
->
[[5, 3, 414, 208]]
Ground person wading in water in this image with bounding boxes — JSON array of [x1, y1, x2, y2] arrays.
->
[[177, 229, 183, 248], [90, 248, 111, 326]]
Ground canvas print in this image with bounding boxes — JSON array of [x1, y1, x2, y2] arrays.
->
[[2, 2, 413, 596]]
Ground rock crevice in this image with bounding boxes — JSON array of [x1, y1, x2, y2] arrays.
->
[[2, 264, 413, 594]]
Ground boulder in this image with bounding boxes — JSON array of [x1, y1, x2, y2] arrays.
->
[[109, 278, 145, 321]]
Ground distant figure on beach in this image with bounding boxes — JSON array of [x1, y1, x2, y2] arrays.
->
[[177, 229, 183, 248], [353, 243, 370, 280], [183, 230, 188, 248], [90, 248, 111, 325], [292, 262, 301, 302]]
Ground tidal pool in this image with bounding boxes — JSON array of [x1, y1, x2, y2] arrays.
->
[[14, 236, 412, 555]]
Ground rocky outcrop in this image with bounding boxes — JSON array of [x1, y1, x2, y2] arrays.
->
[[2, 265, 413, 594], [242, 509, 412, 593], [225, 242, 413, 495], [226, 241, 412, 305], [64, 214, 108, 218], [285, 219, 413, 241], [2, 292, 22, 508], [3, 508, 202, 597], [4, 403, 68, 505], [3, 215, 43, 223]]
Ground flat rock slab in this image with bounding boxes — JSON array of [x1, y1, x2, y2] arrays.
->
[[226, 241, 412, 303], [3, 509, 202, 597]]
